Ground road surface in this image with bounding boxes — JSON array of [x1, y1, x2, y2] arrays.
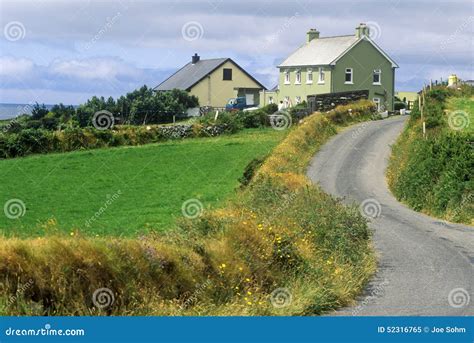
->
[[307, 115, 473, 315]]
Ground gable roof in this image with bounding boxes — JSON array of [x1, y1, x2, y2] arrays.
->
[[278, 35, 398, 68], [154, 58, 266, 91]]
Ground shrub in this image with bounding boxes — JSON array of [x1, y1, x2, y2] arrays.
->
[[394, 101, 406, 110]]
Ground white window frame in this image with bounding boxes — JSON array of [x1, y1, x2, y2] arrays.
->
[[284, 70, 290, 85], [373, 69, 381, 85], [373, 97, 381, 111], [295, 69, 301, 84], [284, 96, 290, 108], [268, 96, 273, 104], [295, 96, 301, 104], [318, 67, 325, 84], [344, 68, 353, 84], [306, 68, 313, 84]]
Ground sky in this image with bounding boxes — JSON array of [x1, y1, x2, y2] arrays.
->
[[0, 0, 472, 105]]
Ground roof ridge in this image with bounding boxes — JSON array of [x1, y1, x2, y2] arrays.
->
[[314, 34, 355, 40]]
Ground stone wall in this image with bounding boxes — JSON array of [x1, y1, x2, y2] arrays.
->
[[307, 90, 369, 112]]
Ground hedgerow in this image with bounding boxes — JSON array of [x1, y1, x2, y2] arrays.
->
[[387, 85, 473, 224]]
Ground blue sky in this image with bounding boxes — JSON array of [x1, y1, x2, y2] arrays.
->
[[0, 0, 472, 105]]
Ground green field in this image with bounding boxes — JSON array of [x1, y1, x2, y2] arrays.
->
[[0, 129, 285, 237], [448, 96, 474, 133]]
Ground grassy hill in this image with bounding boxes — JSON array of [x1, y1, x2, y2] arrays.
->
[[387, 86, 473, 224], [0, 129, 285, 237]]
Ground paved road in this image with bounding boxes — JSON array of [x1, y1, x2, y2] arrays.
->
[[307, 115, 473, 316]]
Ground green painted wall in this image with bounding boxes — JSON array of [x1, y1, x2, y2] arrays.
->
[[332, 40, 395, 111], [275, 66, 332, 106]]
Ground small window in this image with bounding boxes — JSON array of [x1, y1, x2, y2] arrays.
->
[[284, 70, 290, 84], [373, 69, 381, 84], [373, 98, 381, 111], [269, 96, 274, 104], [284, 96, 290, 108], [223, 68, 232, 81], [295, 70, 301, 84], [345, 68, 353, 84], [318, 67, 325, 84], [295, 96, 301, 104], [306, 68, 313, 84]]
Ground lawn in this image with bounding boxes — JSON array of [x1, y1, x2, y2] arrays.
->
[[0, 129, 285, 237], [447, 96, 473, 133]]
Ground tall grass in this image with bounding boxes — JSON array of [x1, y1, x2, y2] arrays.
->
[[0, 100, 377, 315], [387, 86, 473, 224]]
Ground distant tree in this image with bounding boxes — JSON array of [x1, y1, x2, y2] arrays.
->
[[31, 103, 49, 120]]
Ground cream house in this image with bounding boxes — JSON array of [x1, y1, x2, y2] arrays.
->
[[154, 54, 266, 108]]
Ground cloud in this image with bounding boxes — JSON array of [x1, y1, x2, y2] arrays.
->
[[0, 0, 472, 100], [50, 58, 141, 81], [0, 56, 34, 76]]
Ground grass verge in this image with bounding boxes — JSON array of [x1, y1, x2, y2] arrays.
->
[[387, 86, 473, 224], [0, 100, 377, 315]]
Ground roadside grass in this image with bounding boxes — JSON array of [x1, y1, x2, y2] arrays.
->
[[447, 96, 474, 133], [0, 129, 285, 237], [387, 86, 473, 225], [0, 100, 377, 316]]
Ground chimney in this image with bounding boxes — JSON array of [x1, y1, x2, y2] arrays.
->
[[355, 23, 370, 38], [192, 53, 200, 64], [306, 29, 320, 42]]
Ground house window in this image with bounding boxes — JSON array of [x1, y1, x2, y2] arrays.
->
[[373, 98, 381, 111], [295, 96, 301, 104], [306, 68, 313, 84], [284, 70, 290, 84], [345, 68, 353, 84], [269, 96, 274, 104], [373, 69, 381, 84], [318, 67, 325, 84], [295, 70, 301, 84], [284, 96, 290, 108], [223, 68, 232, 81]]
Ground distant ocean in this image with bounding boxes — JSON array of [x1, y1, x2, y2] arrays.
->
[[0, 103, 55, 120]]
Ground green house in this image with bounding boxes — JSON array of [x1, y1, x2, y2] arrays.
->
[[260, 23, 398, 111]]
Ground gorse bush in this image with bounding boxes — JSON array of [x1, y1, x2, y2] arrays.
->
[[387, 86, 473, 224], [0, 100, 377, 316]]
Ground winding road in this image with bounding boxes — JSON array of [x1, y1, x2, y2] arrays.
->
[[307, 115, 473, 316]]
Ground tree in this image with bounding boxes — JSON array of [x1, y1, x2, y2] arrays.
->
[[31, 103, 49, 120]]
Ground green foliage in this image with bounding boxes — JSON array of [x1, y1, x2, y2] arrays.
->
[[394, 101, 406, 110], [388, 87, 473, 224], [238, 156, 266, 187], [0, 129, 285, 237]]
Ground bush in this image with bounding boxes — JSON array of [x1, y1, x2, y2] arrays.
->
[[394, 101, 406, 110]]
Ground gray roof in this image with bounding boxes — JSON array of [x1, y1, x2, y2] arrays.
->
[[278, 35, 398, 68], [154, 58, 228, 91], [278, 35, 358, 67]]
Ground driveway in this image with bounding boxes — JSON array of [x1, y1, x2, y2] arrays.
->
[[307, 115, 473, 315]]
